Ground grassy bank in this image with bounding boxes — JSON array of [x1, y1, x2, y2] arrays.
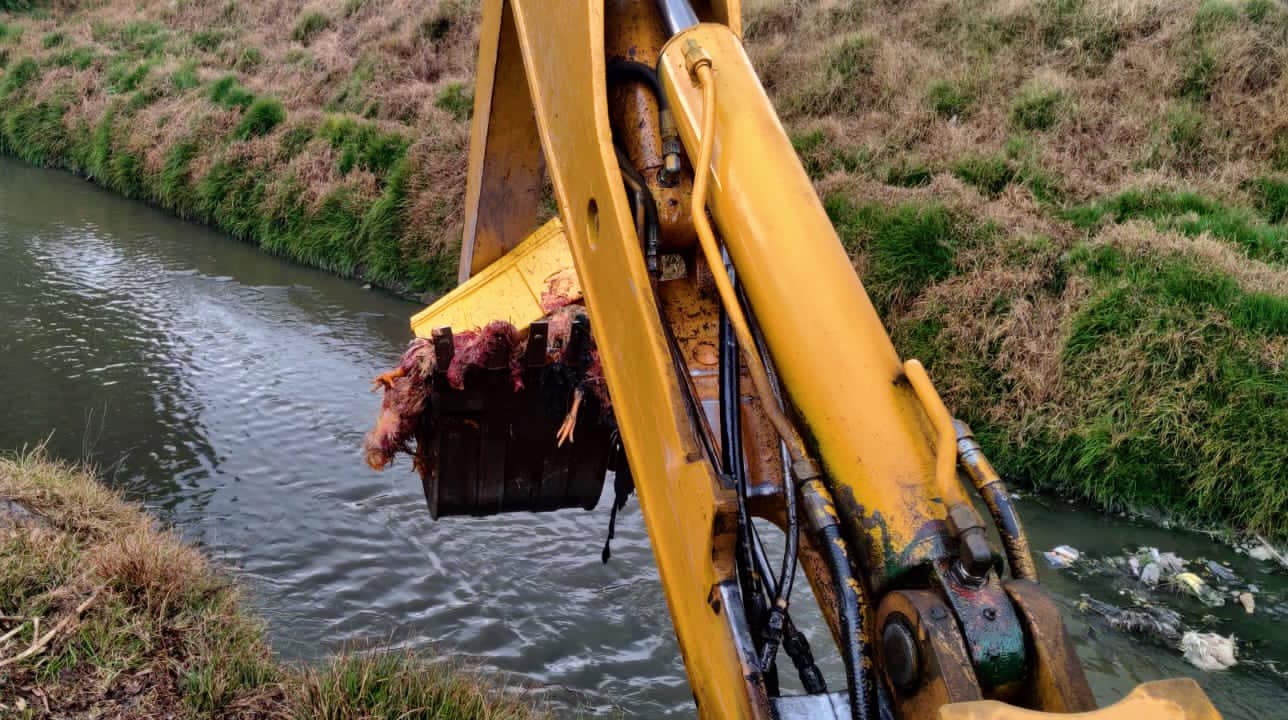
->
[[0, 451, 541, 719], [0, 0, 1284, 537], [750, 0, 1287, 539], [0, 0, 479, 298]]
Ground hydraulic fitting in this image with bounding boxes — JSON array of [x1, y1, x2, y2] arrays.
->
[[659, 108, 683, 187], [947, 502, 992, 586]]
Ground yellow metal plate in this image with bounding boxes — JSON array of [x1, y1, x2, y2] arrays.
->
[[410, 218, 580, 337]]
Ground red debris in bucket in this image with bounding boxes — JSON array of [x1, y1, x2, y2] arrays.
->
[[445, 320, 523, 392], [363, 307, 610, 471]]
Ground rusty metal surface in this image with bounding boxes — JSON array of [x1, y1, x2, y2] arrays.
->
[[604, 0, 696, 252], [459, 0, 547, 282], [877, 589, 984, 720], [938, 678, 1221, 720], [1002, 580, 1097, 713], [656, 276, 785, 497], [931, 562, 1026, 692]]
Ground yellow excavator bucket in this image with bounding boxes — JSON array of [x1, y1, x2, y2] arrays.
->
[[410, 217, 581, 339], [939, 679, 1221, 720]]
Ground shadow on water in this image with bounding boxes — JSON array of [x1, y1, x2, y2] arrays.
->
[[0, 156, 1284, 717]]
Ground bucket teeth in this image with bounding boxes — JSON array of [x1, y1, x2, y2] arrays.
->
[[366, 309, 617, 519]]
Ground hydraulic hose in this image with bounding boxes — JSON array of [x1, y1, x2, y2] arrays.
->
[[607, 60, 667, 112], [799, 477, 876, 720], [750, 521, 827, 694], [955, 420, 1039, 581], [747, 291, 799, 609], [685, 42, 874, 719], [606, 60, 682, 185], [719, 260, 772, 664], [614, 144, 661, 277], [685, 49, 808, 468]]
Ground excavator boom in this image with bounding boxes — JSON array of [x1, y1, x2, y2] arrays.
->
[[364, 2, 1224, 718]]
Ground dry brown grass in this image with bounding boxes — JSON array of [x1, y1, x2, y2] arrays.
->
[[0, 450, 544, 718], [3, 0, 1284, 531]]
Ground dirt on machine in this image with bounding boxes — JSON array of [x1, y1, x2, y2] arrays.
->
[[364, 1, 1224, 719]]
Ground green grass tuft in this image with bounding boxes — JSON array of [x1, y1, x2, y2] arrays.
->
[[953, 153, 1015, 198], [41, 31, 65, 49], [1248, 175, 1288, 224], [192, 29, 227, 52], [292, 11, 331, 46], [209, 74, 255, 109], [825, 196, 969, 310], [171, 60, 199, 91], [1066, 188, 1288, 263], [927, 79, 972, 118], [0, 56, 38, 98], [317, 115, 409, 177], [1162, 102, 1206, 166], [435, 82, 472, 122], [1176, 47, 1217, 102], [233, 97, 285, 139], [1244, 0, 1280, 24], [1194, 0, 1240, 35], [790, 129, 870, 180], [279, 122, 314, 157], [51, 46, 96, 70], [106, 59, 155, 94], [1009, 81, 1067, 131], [884, 159, 933, 188], [1, 93, 70, 166], [160, 140, 200, 216], [234, 45, 263, 71]]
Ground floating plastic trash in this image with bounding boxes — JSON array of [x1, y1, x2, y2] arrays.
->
[[1172, 572, 1226, 607], [1140, 562, 1161, 587], [1079, 594, 1183, 644], [1237, 592, 1255, 614], [1204, 560, 1240, 585], [1044, 545, 1081, 568]]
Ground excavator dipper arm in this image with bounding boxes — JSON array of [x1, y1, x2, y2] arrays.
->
[[369, 2, 1226, 719]]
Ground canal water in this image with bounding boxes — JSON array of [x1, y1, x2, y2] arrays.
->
[[1, 156, 1284, 717]]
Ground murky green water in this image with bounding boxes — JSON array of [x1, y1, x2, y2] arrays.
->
[[1, 156, 1284, 717]]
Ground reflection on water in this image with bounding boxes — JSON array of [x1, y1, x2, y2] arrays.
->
[[0, 156, 1283, 717]]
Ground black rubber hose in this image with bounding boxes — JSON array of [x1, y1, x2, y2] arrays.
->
[[718, 263, 772, 654], [606, 59, 669, 114], [745, 290, 799, 611], [750, 522, 827, 694], [613, 144, 661, 276], [800, 479, 875, 720]]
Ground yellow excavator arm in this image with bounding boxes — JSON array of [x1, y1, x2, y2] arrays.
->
[[364, 2, 1224, 718]]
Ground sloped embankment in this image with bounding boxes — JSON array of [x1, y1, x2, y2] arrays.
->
[[0, 451, 542, 718], [0, 0, 1284, 537], [748, 0, 1287, 539]]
